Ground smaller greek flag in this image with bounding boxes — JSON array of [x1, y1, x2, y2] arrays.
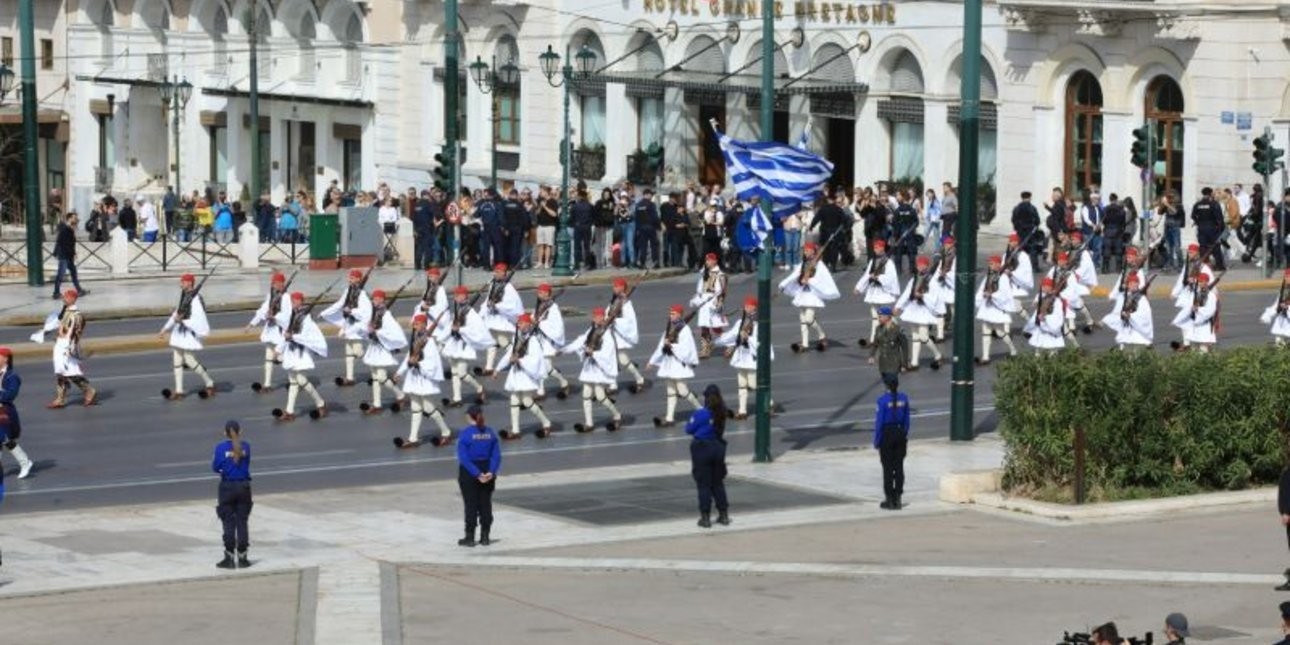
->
[[714, 121, 834, 254]]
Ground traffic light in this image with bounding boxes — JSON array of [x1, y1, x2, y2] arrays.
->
[[432, 146, 454, 192], [1130, 125, 1150, 169], [1254, 131, 1286, 176], [645, 142, 664, 171]]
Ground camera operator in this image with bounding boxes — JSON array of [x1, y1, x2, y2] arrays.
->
[[1274, 601, 1290, 645], [1163, 613, 1188, 644], [1092, 622, 1122, 644]]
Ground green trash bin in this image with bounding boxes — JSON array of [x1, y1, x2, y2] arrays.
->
[[309, 213, 338, 261]]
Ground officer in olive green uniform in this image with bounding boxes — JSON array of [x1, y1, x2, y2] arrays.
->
[[867, 307, 910, 391]]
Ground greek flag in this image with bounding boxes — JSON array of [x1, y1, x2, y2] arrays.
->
[[714, 121, 834, 253]]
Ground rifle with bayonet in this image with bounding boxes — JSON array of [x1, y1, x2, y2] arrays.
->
[[368, 274, 418, 343], [1120, 272, 1159, 321], [342, 265, 377, 323], [288, 277, 343, 338]]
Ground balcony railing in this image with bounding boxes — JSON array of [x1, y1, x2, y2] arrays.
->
[[570, 148, 605, 182], [626, 150, 662, 186]]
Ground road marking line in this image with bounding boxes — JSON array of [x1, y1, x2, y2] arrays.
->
[[154, 448, 357, 469]]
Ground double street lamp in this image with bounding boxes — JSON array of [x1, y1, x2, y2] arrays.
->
[[159, 75, 193, 198], [538, 44, 596, 277], [467, 55, 520, 190]]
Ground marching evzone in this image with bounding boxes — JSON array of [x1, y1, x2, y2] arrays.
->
[[273, 292, 330, 421], [854, 240, 901, 347], [606, 278, 648, 394], [691, 253, 729, 358], [892, 256, 943, 370], [649, 304, 702, 428], [47, 290, 98, 409], [561, 307, 624, 433], [1107, 247, 1147, 300], [1025, 277, 1068, 355], [159, 273, 217, 400], [1047, 252, 1090, 348], [477, 263, 523, 377], [1067, 233, 1100, 332], [974, 255, 1019, 365], [248, 272, 292, 393], [931, 236, 957, 342], [1102, 272, 1154, 350], [1170, 244, 1215, 349], [413, 267, 449, 320], [320, 269, 373, 387], [531, 284, 571, 401], [715, 296, 775, 420], [778, 241, 840, 353], [1171, 272, 1220, 353], [359, 289, 408, 415], [1259, 270, 1290, 346], [494, 314, 554, 440], [392, 314, 454, 449], [435, 286, 493, 407], [1002, 233, 1034, 313]]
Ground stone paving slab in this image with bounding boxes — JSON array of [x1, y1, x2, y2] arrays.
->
[[0, 571, 307, 645]]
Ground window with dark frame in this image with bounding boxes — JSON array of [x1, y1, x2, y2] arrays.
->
[[1146, 76, 1185, 200], [1064, 70, 1104, 197], [41, 39, 53, 70], [1, 37, 13, 67]]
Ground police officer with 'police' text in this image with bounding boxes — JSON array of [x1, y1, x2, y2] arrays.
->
[[457, 405, 501, 547], [874, 381, 911, 510], [212, 420, 253, 569]]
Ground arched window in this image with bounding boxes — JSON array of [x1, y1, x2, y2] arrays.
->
[[883, 49, 924, 182], [212, 6, 229, 74], [343, 11, 363, 82], [1146, 76, 1184, 199], [296, 13, 316, 81], [1064, 70, 1103, 196], [496, 37, 520, 145]]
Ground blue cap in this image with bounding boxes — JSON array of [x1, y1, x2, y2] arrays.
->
[[878, 306, 893, 317], [466, 404, 483, 419]]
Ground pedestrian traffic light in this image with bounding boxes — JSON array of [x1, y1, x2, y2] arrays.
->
[[645, 142, 663, 171], [433, 146, 454, 192], [1130, 125, 1150, 169]]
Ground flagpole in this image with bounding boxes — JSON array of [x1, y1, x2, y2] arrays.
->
[[752, 0, 775, 463], [950, 0, 982, 442]]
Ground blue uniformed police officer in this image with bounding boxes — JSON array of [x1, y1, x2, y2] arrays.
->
[[873, 381, 911, 510], [212, 420, 253, 569], [686, 384, 730, 528], [456, 405, 501, 547]]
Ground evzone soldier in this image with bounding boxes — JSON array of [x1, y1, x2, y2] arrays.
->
[[248, 271, 292, 393], [414, 267, 449, 320], [931, 236, 956, 342], [531, 283, 571, 401], [1025, 277, 1068, 355], [778, 241, 840, 353], [1259, 270, 1290, 345], [476, 262, 523, 377], [855, 239, 901, 348], [1107, 247, 1147, 299], [392, 313, 454, 449], [273, 292, 329, 421], [648, 304, 702, 428], [159, 273, 218, 400], [46, 289, 98, 408], [1171, 272, 1220, 353], [1102, 272, 1154, 350], [974, 255, 1019, 365], [320, 269, 373, 387], [606, 278, 648, 394], [715, 296, 776, 420], [561, 307, 623, 433], [1047, 251, 1089, 348], [691, 253, 728, 358], [1066, 232, 1100, 334], [893, 256, 942, 370], [1170, 244, 1215, 350], [494, 313, 554, 440], [1003, 233, 1034, 324], [436, 285, 492, 407], [359, 289, 408, 415]]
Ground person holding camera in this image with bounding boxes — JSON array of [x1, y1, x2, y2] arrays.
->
[[1274, 602, 1290, 645], [212, 420, 252, 569], [1164, 612, 1189, 644]]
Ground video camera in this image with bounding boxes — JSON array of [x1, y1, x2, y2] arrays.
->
[[1057, 631, 1153, 645]]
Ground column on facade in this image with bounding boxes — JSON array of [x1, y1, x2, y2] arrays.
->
[[661, 88, 690, 188], [270, 115, 289, 204], [853, 96, 888, 188], [726, 93, 753, 143], [1030, 105, 1062, 199], [314, 112, 335, 195], [463, 68, 488, 185], [604, 82, 628, 183], [225, 102, 245, 202], [1099, 109, 1133, 205], [922, 98, 954, 190]]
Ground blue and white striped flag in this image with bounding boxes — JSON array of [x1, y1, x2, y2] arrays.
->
[[714, 121, 834, 253]]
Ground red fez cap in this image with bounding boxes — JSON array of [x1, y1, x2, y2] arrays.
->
[[372, 289, 387, 300], [0, 346, 11, 358], [1041, 277, 1055, 288], [988, 255, 1002, 264], [1057, 252, 1070, 262], [271, 271, 286, 284], [291, 291, 305, 303], [348, 269, 363, 279], [412, 313, 428, 324], [1187, 243, 1200, 253], [744, 296, 758, 308], [1125, 247, 1140, 258], [804, 242, 819, 252], [916, 256, 930, 267], [613, 278, 628, 289], [517, 313, 534, 325], [943, 236, 956, 246], [493, 262, 508, 272], [1196, 273, 1210, 283], [1008, 232, 1020, 243], [592, 307, 606, 318], [180, 273, 195, 283], [537, 283, 552, 293], [63, 289, 79, 300], [705, 252, 718, 262], [669, 304, 684, 315], [454, 285, 469, 296], [873, 240, 887, 250], [426, 267, 441, 277]]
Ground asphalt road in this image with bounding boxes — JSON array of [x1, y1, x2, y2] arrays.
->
[[0, 269, 1281, 514]]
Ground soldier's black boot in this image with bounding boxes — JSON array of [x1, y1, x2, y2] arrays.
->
[[697, 513, 712, 528], [458, 526, 477, 547], [716, 510, 731, 526], [479, 525, 492, 547], [216, 550, 236, 569], [237, 550, 252, 568]]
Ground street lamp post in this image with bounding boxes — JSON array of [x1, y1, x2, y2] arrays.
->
[[539, 44, 596, 278], [468, 55, 519, 190], [159, 75, 193, 199]]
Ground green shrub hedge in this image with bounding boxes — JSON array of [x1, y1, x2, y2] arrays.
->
[[995, 347, 1290, 502]]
